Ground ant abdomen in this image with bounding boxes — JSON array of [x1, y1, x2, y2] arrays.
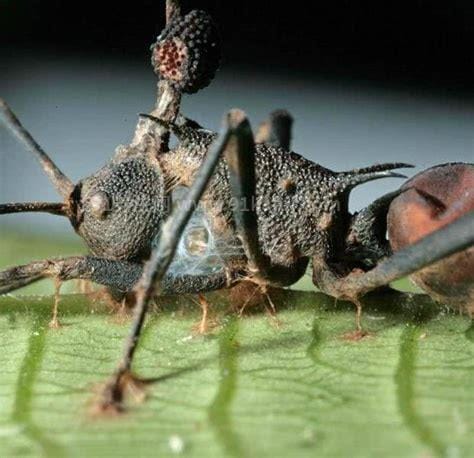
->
[[388, 162, 474, 312]]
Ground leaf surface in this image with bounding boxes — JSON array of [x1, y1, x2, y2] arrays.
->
[[0, 233, 472, 457]]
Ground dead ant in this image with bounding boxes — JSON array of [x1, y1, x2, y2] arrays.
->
[[1, 0, 473, 413]]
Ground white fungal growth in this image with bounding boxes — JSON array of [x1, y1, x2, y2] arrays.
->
[[166, 199, 242, 277]]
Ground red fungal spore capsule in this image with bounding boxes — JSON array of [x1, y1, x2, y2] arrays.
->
[[388, 163, 474, 312], [151, 10, 221, 94]]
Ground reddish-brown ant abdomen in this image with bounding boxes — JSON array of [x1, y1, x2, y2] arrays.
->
[[388, 163, 474, 312]]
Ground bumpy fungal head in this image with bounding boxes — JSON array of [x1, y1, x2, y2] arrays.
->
[[69, 156, 169, 261], [151, 9, 221, 94]]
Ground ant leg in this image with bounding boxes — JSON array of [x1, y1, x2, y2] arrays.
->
[[0, 99, 73, 197], [255, 109, 293, 150], [1, 254, 235, 336], [0, 256, 233, 297], [224, 111, 308, 287], [0, 256, 142, 327], [99, 110, 247, 412], [313, 211, 474, 302], [0, 257, 142, 295], [50, 278, 62, 329], [196, 294, 212, 334]]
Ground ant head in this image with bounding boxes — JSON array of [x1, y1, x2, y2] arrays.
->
[[69, 155, 169, 261], [0, 100, 171, 262], [1, 153, 169, 262]]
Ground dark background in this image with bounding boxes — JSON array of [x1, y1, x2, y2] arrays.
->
[[1, 0, 473, 235], [2, 0, 474, 96]]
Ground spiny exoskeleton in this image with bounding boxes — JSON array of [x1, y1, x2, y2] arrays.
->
[[1, 0, 473, 413]]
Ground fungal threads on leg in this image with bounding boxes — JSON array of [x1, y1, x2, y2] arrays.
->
[[197, 293, 210, 334], [49, 277, 62, 329], [341, 298, 371, 341], [262, 286, 282, 328], [94, 369, 147, 416], [192, 293, 219, 335]]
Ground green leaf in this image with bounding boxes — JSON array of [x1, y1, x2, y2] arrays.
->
[[0, 232, 473, 457]]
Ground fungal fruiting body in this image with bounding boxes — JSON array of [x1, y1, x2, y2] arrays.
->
[[151, 10, 221, 94]]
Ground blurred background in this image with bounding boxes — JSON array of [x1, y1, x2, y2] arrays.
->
[[1, 0, 473, 237]]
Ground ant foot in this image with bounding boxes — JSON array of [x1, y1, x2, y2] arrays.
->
[[341, 329, 372, 342], [94, 370, 147, 416], [48, 317, 61, 329]]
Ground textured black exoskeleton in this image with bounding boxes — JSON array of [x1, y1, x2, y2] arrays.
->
[[1, 0, 473, 412]]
